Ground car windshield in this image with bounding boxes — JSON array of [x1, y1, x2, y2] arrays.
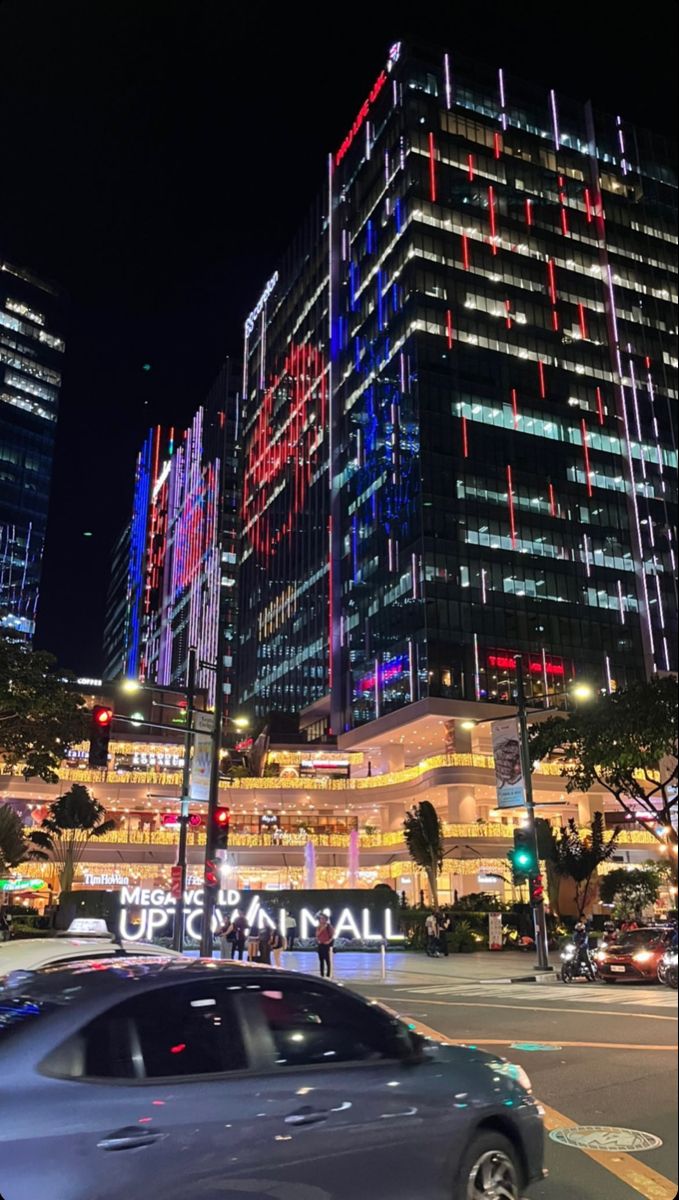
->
[[615, 929, 667, 949]]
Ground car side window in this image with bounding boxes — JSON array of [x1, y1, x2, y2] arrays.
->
[[256, 983, 410, 1067], [42, 981, 248, 1080]]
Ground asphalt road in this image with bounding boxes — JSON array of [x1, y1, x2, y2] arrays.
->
[[350, 972, 678, 1200]]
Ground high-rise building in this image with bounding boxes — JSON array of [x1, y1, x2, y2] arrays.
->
[[0, 257, 65, 638], [105, 362, 240, 711], [239, 39, 678, 734]]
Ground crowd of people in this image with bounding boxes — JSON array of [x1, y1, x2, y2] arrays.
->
[[217, 909, 336, 977]]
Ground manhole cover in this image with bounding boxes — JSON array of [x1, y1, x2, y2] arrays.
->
[[550, 1126, 663, 1152], [510, 1042, 561, 1052]]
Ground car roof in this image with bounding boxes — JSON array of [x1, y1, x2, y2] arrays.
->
[[0, 939, 182, 974]]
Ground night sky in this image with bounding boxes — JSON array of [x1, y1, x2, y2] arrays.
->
[[1, 0, 676, 675]]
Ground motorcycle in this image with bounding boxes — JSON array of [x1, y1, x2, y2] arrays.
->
[[560, 941, 598, 983], [658, 948, 678, 989]]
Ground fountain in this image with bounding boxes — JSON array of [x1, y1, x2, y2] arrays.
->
[[347, 828, 359, 887], [303, 839, 316, 889]]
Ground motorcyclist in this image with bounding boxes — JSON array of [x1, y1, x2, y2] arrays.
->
[[573, 920, 592, 977]]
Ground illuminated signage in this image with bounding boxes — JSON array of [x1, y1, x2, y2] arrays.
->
[[487, 654, 565, 677], [118, 886, 403, 944], [335, 70, 388, 166], [0, 878, 45, 892], [244, 272, 279, 337], [83, 871, 130, 887]]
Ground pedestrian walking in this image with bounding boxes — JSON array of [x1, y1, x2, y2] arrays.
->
[[316, 912, 335, 977], [270, 927, 284, 968], [247, 926, 260, 962], [231, 909, 247, 960], [285, 913, 297, 950], [258, 926, 273, 965]]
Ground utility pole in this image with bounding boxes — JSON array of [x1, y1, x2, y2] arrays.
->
[[173, 647, 196, 952], [514, 654, 551, 971], [200, 367, 232, 957]]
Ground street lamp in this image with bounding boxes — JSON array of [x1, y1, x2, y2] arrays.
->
[[120, 679, 142, 694], [570, 682, 595, 702]]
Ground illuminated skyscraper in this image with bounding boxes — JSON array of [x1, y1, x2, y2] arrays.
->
[[239, 40, 678, 733], [106, 362, 240, 712], [0, 257, 65, 638]]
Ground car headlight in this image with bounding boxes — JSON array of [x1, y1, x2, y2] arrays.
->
[[633, 950, 653, 963], [488, 1060, 533, 1093], [595, 951, 607, 962]]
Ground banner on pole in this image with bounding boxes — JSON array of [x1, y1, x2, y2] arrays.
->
[[190, 734, 212, 801], [491, 717, 526, 808]]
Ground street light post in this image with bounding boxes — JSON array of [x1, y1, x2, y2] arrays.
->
[[514, 654, 551, 971], [173, 647, 197, 952]]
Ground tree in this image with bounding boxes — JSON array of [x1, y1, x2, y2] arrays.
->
[[0, 803, 50, 875], [37, 784, 116, 893], [549, 813, 620, 918], [530, 677, 678, 856], [599, 867, 661, 919], [0, 633, 87, 782], [403, 801, 444, 907]]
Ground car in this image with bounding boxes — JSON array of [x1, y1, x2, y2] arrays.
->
[[0, 958, 545, 1200], [0, 918, 184, 985], [594, 926, 673, 983]]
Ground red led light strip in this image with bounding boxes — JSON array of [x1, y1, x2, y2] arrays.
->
[[596, 386, 605, 425], [578, 303, 588, 340], [507, 464, 517, 548], [461, 233, 470, 270], [511, 387, 519, 429], [446, 309, 454, 348], [428, 132, 437, 202], [488, 186, 497, 253]]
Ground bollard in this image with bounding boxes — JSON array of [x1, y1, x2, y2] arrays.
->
[[380, 939, 386, 982]]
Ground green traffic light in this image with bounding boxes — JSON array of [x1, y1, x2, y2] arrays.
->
[[516, 850, 532, 867]]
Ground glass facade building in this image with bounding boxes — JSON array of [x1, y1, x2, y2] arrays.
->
[[106, 362, 240, 711], [239, 40, 678, 733], [0, 258, 65, 638]]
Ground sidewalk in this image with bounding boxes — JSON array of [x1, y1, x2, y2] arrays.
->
[[272, 949, 557, 986]]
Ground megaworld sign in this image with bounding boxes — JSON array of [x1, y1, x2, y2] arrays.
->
[[118, 886, 404, 944]]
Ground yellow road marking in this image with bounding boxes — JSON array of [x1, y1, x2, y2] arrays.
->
[[387, 994, 678, 1021], [541, 1103, 677, 1200], [408, 1018, 677, 1200]]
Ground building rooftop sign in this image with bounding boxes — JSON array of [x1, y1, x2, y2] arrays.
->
[[245, 272, 279, 337]]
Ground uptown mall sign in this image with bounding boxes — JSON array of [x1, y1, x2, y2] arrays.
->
[[118, 886, 404, 944]]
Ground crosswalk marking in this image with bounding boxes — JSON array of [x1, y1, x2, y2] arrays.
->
[[390, 981, 679, 1009]]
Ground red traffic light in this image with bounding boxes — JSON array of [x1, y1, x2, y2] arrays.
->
[[93, 705, 113, 727], [162, 813, 179, 827], [529, 875, 545, 905], [214, 807, 230, 826]]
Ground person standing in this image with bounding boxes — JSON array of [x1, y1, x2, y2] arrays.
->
[[437, 910, 450, 957], [270, 927, 284, 968], [219, 918, 234, 960], [425, 911, 439, 957], [285, 913, 297, 950], [247, 926, 261, 962], [231, 909, 247, 961], [258, 926, 273, 965], [316, 912, 335, 977]]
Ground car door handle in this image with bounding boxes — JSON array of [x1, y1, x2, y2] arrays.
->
[[97, 1127, 166, 1151], [284, 1106, 330, 1126]]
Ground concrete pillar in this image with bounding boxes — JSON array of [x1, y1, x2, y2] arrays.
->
[[379, 742, 406, 774], [445, 785, 477, 824], [576, 792, 598, 825], [381, 801, 409, 832]]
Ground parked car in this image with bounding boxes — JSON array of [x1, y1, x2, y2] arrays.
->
[[658, 947, 678, 988], [0, 919, 183, 987], [0, 958, 545, 1200], [594, 926, 673, 983]]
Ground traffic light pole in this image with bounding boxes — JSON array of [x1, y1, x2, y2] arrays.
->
[[514, 654, 551, 972], [173, 647, 197, 953]]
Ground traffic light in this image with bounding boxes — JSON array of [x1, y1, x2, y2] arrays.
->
[[88, 705, 113, 767], [529, 875, 545, 906], [204, 859, 219, 889], [213, 806, 230, 851], [508, 826, 538, 883]]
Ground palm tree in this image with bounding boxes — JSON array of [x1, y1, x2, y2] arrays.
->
[[38, 784, 116, 893], [403, 801, 444, 907], [0, 803, 51, 875]]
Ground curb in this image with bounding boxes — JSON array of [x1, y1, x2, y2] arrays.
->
[[478, 971, 557, 984]]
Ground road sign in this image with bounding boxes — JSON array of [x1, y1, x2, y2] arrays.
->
[[170, 866, 183, 900], [193, 711, 215, 734], [190, 733, 213, 801]]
